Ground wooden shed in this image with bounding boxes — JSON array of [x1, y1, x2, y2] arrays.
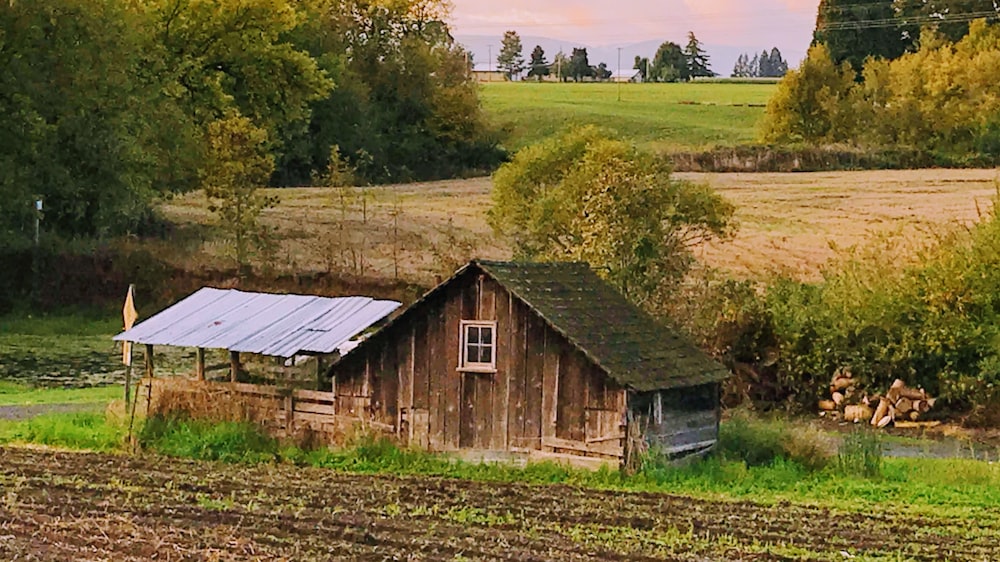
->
[[329, 260, 729, 465]]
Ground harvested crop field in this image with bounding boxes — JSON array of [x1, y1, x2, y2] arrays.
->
[[159, 168, 1000, 284], [1, 447, 997, 561]]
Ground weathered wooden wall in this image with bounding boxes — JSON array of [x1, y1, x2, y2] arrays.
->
[[331, 270, 628, 460], [629, 383, 720, 457]]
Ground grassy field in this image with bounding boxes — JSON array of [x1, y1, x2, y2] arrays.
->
[[158, 168, 1000, 284], [480, 82, 775, 152]]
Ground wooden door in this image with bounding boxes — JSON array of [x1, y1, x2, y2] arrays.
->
[[459, 372, 494, 449]]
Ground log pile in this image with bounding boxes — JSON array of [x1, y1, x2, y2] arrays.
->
[[818, 370, 936, 428]]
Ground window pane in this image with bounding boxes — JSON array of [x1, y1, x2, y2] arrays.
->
[[466, 345, 478, 365], [479, 345, 493, 364], [467, 326, 479, 344], [481, 327, 493, 345]]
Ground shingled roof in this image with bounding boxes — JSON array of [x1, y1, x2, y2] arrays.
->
[[473, 260, 729, 392]]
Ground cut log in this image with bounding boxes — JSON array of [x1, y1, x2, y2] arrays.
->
[[895, 397, 914, 414], [831, 377, 853, 392], [891, 379, 906, 390], [926, 398, 937, 409], [832, 392, 845, 406], [908, 410, 920, 421], [877, 415, 893, 428], [844, 404, 873, 423], [871, 398, 889, 426], [818, 400, 837, 411], [899, 387, 926, 401], [893, 420, 942, 429]]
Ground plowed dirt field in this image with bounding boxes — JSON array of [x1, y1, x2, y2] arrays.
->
[[0, 447, 995, 561]]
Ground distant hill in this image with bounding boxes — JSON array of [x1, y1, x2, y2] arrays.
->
[[455, 34, 804, 79]]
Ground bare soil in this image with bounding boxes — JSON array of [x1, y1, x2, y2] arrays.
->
[[0, 447, 996, 560]]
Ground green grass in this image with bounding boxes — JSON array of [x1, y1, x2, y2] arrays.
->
[[480, 81, 775, 152], [3, 411, 1000, 519], [0, 381, 120, 406], [0, 412, 124, 451]]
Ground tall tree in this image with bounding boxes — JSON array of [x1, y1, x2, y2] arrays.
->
[[652, 41, 688, 82], [201, 113, 277, 269], [732, 53, 750, 77], [759, 50, 773, 78], [527, 45, 550, 81], [684, 31, 713, 79], [568, 47, 593, 81], [813, 0, 910, 73], [497, 30, 525, 81], [897, 0, 1000, 43]]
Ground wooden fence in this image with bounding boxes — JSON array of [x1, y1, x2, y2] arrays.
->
[[146, 378, 388, 444]]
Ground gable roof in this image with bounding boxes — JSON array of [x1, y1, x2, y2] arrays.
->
[[473, 260, 728, 392], [350, 260, 727, 392]]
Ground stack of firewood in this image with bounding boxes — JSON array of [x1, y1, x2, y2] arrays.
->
[[818, 370, 936, 428]]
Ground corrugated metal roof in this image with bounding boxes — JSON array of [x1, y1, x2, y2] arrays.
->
[[112, 288, 401, 357]]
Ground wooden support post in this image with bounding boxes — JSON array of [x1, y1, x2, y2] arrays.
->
[[196, 348, 206, 381], [144, 344, 154, 379], [315, 355, 325, 391], [230, 351, 240, 383]]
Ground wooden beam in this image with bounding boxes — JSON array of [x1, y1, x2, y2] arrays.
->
[[196, 348, 205, 381], [144, 344, 154, 379], [230, 351, 240, 383]]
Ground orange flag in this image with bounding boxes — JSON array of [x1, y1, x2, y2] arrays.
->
[[122, 285, 138, 366]]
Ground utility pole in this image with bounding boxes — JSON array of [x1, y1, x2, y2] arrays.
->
[[617, 47, 622, 102], [488, 44, 492, 82]]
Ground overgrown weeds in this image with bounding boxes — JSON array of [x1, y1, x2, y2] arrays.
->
[[837, 428, 883, 479], [139, 414, 278, 464], [717, 411, 835, 472]]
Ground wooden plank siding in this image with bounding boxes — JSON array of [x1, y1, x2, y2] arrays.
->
[[328, 269, 630, 461]]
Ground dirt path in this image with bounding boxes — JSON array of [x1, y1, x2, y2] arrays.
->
[[0, 447, 995, 561], [0, 403, 104, 421]]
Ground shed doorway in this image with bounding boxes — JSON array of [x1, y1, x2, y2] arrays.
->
[[459, 372, 494, 449]]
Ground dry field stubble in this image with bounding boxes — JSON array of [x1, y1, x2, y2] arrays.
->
[[158, 169, 1000, 284], [1, 447, 997, 561]]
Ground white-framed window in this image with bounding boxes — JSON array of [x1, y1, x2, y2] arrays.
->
[[459, 320, 497, 372]]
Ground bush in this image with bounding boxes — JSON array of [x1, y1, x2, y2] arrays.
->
[[0, 413, 123, 451], [717, 412, 834, 471]]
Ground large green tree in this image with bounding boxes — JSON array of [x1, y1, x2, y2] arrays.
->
[[489, 127, 735, 305], [0, 0, 176, 239], [281, 0, 500, 184], [652, 41, 688, 82], [813, 0, 910, 73], [568, 47, 593, 81]]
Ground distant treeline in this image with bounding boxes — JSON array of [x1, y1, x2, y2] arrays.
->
[[0, 0, 501, 242]]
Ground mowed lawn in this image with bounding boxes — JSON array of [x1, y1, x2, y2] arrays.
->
[[158, 169, 1000, 284], [480, 81, 775, 152]]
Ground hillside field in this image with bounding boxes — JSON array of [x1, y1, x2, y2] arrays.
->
[[157, 169, 1000, 284], [480, 81, 775, 152]]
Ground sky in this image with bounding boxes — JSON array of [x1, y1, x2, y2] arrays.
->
[[450, 0, 822, 72]]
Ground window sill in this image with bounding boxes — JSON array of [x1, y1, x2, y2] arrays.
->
[[458, 366, 497, 374]]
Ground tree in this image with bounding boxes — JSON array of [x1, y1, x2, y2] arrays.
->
[[760, 44, 857, 143], [758, 50, 773, 78], [732, 53, 751, 78], [652, 41, 688, 82], [896, 0, 1000, 44], [568, 48, 593, 81], [684, 32, 713, 79], [489, 127, 735, 305], [595, 62, 613, 81], [813, 0, 910, 73], [200, 114, 278, 269], [527, 45, 550, 81], [766, 48, 789, 77], [284, 0, 501, 185], [634, 55, 651, 81], [0, 0, 188, 240], [497, 30, 525, 81], [553, 51, 571, 82]]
